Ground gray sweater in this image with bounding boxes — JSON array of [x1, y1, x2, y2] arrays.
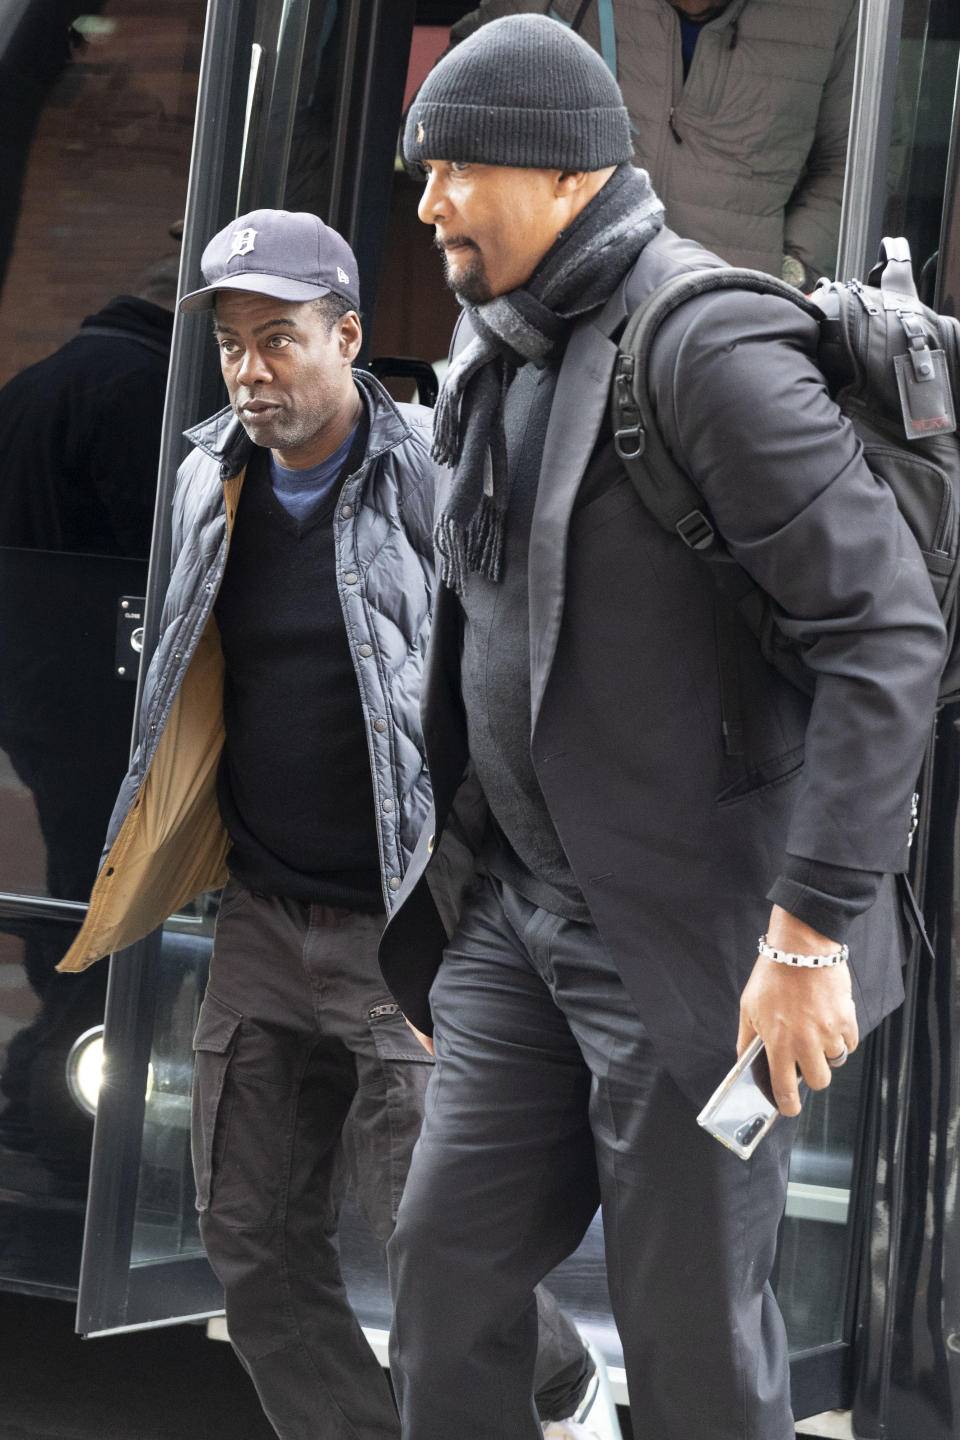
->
[[460, 362, 591, 920]]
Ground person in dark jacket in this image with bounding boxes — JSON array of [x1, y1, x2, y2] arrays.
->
[[0, 255, 178, 555], [0, 255, 177, 1171], [59, 210, 611, 1440], [379, 16, 946, 1440]]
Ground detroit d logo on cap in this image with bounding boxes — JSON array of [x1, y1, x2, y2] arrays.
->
[[229, 227, 257, 258]]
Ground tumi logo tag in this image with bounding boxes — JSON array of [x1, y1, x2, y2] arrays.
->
[[907, 413, 954, 437]]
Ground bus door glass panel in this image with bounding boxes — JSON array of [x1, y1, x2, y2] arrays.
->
[[777, 1052, 865, 1350], [0, 0, 203, 1293], [128, 921, 212, 1270], [883, 0, 960, 300], [76, 0, 418, 1334], [775, 0, 960, 1391], [117, 0, 353, 1288]]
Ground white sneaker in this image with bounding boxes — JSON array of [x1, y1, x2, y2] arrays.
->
[[542, 1341, 623, 1440]]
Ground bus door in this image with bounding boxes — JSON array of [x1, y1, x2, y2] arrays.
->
[[0, 0, 204, 1297], [846, 4, 960, 1435], [64, 3, 960, 1437], [73, 0, 422, 1338]]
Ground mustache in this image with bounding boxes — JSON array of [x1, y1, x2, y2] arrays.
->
[[433, 234, 478, 254]]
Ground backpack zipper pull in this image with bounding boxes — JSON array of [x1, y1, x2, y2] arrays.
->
[[850, 278, 880, 316]]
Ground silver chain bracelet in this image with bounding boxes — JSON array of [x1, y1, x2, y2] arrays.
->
[[758, 934, 849, 968]]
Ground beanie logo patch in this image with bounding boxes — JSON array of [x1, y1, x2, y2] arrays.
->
[[417, 122, 425, 144], [229, 227, 257, 259]]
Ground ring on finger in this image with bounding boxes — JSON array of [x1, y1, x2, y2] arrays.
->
[[826, 1043, 848, 1068]]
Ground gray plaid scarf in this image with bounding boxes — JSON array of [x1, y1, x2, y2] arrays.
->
[[432, 165, 664, 592]]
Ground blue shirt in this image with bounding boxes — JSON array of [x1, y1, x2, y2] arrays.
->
[[268, 425, 357, 525], [680, 16, 706, 78]]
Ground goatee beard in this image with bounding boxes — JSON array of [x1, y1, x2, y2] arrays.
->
[[444, 255, 492, 307]]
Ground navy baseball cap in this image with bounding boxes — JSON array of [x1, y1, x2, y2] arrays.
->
[[178, 209, 361, 313]]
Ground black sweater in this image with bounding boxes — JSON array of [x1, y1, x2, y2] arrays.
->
[[214, 442, 383, 911]]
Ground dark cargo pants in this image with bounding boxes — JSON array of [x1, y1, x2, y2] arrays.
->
[[191, 879, 591, 1440], [389, 875, 798, 1440]]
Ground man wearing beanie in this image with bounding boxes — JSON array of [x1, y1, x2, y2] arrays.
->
[[380, 14, 944, 1440], [59, 207, 604, 1440]]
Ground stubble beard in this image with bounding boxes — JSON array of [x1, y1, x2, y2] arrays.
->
[[235, 401, 320, 455]]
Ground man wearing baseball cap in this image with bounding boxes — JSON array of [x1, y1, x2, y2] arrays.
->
[[59, 208, 604, 1438], [377, 13, 945, 1440]]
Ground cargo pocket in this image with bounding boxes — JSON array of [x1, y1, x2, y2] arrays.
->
[[361, 1001, 435, 1229], [214, 875, 252, 925], [191, 990, 242, 1213], [367, 1000, 435, 1063]]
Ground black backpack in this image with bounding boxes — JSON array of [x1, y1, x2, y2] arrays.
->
[[611, 237, 960, 759]]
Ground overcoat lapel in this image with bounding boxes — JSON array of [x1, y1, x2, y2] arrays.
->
[[528, 316, 620, 732], [420, 581, 469, 818]]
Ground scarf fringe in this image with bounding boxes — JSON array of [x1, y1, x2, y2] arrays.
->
[[434, 512, 468, 594], [431, 369, 463, 466], [465, 493, 505, 582], [434, 495, 505, 595]]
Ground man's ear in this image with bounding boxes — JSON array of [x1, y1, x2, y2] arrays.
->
[[556, 165, 618, 212], [556, 169, 590, 196], [339, 310, 363, 361]]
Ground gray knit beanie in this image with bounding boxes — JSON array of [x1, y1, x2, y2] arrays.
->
[[404, 14, 633, 172]]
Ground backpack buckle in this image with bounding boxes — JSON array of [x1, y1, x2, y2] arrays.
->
[[613, 352, 646, 460], [614, 417, 646, 460], [898, 310, 938, 383], [676, 510, 716, 551]]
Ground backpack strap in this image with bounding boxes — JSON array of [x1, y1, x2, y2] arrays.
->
[[612, 267, 820, 554], [867, 235, 918, 302], [611, 267, 821, 754]]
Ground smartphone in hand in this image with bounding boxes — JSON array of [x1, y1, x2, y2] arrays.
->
[[696, 1035, 786, 1160]]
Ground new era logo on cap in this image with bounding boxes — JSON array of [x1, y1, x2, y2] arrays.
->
[[178, 209, 361, 314]]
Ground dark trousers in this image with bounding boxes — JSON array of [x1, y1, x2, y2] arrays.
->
[[388, 875, 798, 1440], [191, 879, 591, 1440]]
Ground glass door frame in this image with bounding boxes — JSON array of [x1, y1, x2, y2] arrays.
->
[[850, 58, 960, 1437], [76, 0, 417, 1335]]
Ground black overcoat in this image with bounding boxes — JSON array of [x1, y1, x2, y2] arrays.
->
[[379, 229, 947, 1100]]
